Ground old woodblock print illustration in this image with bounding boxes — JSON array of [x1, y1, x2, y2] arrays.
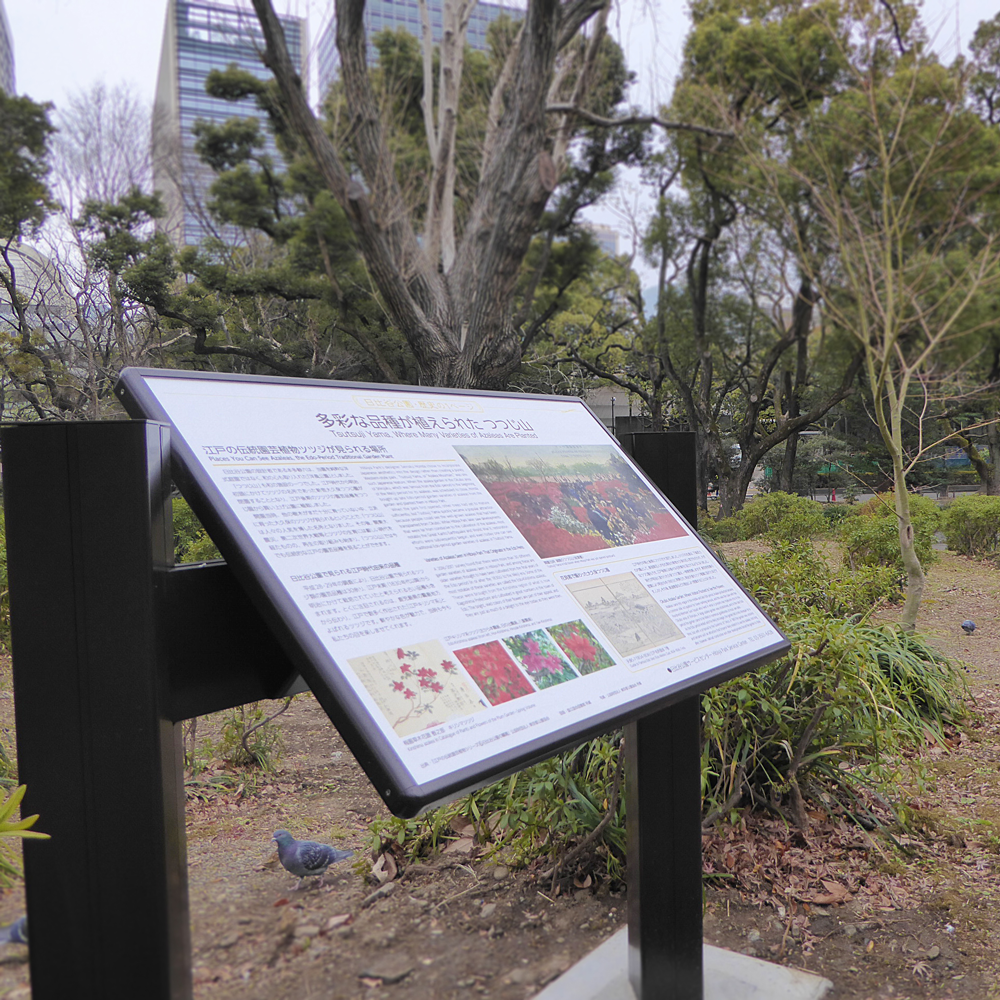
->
[[452, 640, 536, 706], [546, 620, 616, 675], [502, 629, 579, 690], [347, 640, 485, 737], [566, 573, 682, 657], [454, 445, 686, 558]]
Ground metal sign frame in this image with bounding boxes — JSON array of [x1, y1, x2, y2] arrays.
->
[[115, 368, 789, 817]]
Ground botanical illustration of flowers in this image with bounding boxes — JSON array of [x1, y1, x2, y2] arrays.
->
[[347, 639, 485, 737], [546, 620, 616, 675], [502, 629, 578, 690], [453, 640, 535, 706]]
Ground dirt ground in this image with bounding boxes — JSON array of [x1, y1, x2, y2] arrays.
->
[[0, 548, 998, 999]]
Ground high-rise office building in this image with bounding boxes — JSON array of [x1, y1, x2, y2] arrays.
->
[[152, 0, 305, 246], [0, 0, 15, 95], [317, 0, 514, 97]]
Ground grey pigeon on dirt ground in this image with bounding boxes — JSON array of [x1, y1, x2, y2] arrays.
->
[[272, 829, 354, 889], [962, 620, 977, 634], [0, 916, 27, 945]]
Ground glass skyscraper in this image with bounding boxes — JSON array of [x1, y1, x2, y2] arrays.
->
[[316, 0, 515, 97], [152, 0, 304, 246], [0, 0, 15, 95]]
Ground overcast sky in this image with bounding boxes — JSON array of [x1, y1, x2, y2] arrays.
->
[[8, 0, 996, 112], [4, 0, 998, 277]]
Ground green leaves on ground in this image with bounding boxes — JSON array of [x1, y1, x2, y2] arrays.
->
[[0, 784, 49, 886]]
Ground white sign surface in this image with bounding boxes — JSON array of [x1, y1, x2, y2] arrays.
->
[[119, 372, 786, 803]]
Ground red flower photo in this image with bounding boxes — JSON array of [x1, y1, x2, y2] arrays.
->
[[455, 445, 686, 559], [503, 630, 578, 689], [453, 640, 535, 706], [546, 620, 616, 675]]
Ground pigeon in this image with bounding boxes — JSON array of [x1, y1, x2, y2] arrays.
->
[[0, 916, 27, 946], [961, 620, 976, 635], [272, 829, 354, 889]]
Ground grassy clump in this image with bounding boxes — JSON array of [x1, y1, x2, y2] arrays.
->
[[183, 699, 292, 804], [941, 494, 1000, 558], [370, 735, 626, 882], [216, 700, 289, 770], [702, 615, 964, 830]]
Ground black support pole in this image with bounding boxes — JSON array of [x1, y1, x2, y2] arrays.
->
[[625, 432, 704, 1000], [2, 421, 192, 1000]]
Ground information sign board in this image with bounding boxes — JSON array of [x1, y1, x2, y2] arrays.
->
[[117, 369, 789, 815]]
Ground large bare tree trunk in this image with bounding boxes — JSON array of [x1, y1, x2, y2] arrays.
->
[[250, 0, 608, 389]]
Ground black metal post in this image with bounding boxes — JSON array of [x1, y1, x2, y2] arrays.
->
[[625, 432, 704, 999], [2, 421, 192, 1000]]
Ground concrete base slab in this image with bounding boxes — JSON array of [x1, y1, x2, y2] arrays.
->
[[535, 928, 833, 1000]]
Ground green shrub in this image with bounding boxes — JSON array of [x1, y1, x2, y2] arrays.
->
[[725, 540, 900, 621], [173, 496, 222, 563], [839, 492, 941, 573], [702, 515, 740, 543], [941, 494, 1000, 557], [822, 503, 852, 527], [701, 492, 825, 543], [702, 615, 965, 828]]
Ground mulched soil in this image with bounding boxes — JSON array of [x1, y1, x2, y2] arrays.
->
[[0, 548, 998, 999]]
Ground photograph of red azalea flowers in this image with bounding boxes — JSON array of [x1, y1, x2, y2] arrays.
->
[[452, 640, 536, 706], [545, 619, 616, 675], [502, 629, 579, 690], [454, 444, 686, 558]]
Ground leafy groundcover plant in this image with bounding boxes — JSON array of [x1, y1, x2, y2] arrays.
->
[[0, 785, 49, 886]]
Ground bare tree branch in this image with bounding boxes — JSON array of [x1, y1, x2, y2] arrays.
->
[[546, 104, 734, 139], [877, 0, 908, 56]]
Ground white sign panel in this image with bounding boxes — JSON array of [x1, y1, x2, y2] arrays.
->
[[118, 370, 787, 814]]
